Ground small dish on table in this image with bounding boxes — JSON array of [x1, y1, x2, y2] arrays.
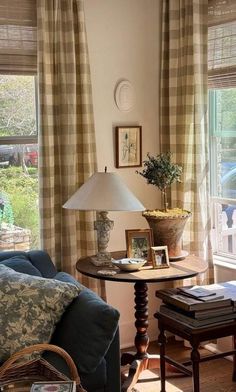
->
[[112, 258, 146, 272]]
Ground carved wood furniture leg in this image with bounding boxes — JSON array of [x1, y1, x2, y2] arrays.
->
[[233, 334, 236, 382], [134, 281, 149, 359], [191, 343, 200, 392], [158, 327, 167, 392], [121, 282, 149, 391], [121, 282, 184, 391]]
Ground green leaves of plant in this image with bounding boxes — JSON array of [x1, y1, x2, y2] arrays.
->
[[136, 152, 182, 192]]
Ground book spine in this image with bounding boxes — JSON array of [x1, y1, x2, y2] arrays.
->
[[156, 292, 190, 312], [166, 303, 234, 320], [159, 305, 201, 326], [159, 305, 236, 327], [194, 307, 233, 319], [156, 290, 232, 311]]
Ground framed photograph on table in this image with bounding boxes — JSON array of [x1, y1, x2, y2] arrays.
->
[[125, 228, 154, 265], [115, 126, 142, 168], [151, 246, 170, 269]]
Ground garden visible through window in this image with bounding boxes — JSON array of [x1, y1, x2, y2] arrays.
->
[[0, 75, 39, 251], [210, 88, 236, 258]]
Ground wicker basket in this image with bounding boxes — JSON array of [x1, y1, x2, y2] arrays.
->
[[0, 344, 86, 392]]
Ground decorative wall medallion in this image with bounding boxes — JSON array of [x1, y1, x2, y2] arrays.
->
[[114, 80, 135, 112]]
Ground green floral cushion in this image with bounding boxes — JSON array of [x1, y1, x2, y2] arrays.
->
[[0, 264, 80, 362]]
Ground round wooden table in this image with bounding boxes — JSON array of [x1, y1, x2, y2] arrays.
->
[[76, 251, 208, 392]]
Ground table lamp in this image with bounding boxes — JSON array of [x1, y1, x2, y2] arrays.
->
[[63, 167, 145, 266]]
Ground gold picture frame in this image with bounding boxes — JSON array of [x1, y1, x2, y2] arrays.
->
[[151, 246, 170, 269], [125, 229, 154, 265], [115, 126, 142, 168]]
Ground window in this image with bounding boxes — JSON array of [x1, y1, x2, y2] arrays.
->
[[209, 89, 236, 257], [0, 74, 39, 251], [208, 1, 236, 259], [0, 1, 38, 252]]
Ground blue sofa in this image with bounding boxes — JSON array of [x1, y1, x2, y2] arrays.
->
[[0, 250, 121, 392]]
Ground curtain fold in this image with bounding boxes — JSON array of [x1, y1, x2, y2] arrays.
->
[[160, 0, 213, 283], [37, 0, 105, 297]]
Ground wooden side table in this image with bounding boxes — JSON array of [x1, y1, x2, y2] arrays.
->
[[76, 251, 208, 392], [155, 312, 236, 392]]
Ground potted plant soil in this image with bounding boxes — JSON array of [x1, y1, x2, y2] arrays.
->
[[137, 152, 191, 259]]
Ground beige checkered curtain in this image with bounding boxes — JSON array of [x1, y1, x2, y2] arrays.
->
[[160, 0, 213, 283], [37, 0, 105, 297]]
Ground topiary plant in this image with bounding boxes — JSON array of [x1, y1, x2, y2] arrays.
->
[[136, 152, 182, 212]]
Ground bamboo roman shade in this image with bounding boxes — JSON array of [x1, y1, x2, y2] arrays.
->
[[0, 0, 37, 74], [208, 0, 236, 88]]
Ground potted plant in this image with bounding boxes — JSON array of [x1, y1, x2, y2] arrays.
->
[[137, 152, 191, 259]]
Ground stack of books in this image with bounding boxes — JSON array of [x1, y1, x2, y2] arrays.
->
[[156, 281, 236, 327]]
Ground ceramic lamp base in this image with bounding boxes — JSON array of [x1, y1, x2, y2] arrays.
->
[[90, 256, 114, 267]]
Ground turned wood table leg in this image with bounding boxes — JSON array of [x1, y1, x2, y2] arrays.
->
[[233, 334, 236, 382], [121, 282, 184, 392], [134, 281, 149, 359], [121, 281, 149, 367], [191, 343, 200, 392], [121, 282, 149, 391], [158, 327, 167, 392]]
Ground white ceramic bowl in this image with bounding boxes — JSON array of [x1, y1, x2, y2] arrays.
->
[[112, 258, 147, 272]]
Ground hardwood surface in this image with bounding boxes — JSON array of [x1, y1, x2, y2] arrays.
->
[[122, 339, 235, 392], [77, 253, 208, 283]]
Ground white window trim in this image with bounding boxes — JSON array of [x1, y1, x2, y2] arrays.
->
[[213, 254, 236, 268]]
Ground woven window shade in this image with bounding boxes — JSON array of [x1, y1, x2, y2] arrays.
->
[[208, 0, 236, 88], [0, 0, 37, 74]]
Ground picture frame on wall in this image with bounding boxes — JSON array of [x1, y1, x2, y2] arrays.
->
[[115, 126, 142, 168], [125, 228, 154, 265], [151, 246, 170, 269]]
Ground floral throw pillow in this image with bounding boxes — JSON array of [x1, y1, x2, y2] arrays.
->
[[0, 264, 80, 362]]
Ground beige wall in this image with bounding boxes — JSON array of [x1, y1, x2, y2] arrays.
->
[[84, 0, 162, 347]]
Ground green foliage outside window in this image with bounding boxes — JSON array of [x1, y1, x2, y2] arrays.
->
[[0, 167, 39, 248], [0, 75, 36, 137], [0, 192, 14, 228]]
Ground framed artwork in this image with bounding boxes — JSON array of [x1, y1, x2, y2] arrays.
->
[[125, 228, 154, 265], [115, 126, 142, 168], [151, 246, 170, 269]]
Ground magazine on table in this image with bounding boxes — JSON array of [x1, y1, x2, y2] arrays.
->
[[30, 381, 76, 392]]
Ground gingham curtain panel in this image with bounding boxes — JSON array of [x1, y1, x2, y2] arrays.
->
[[160, 0, 213, 283], [37, 0, 105, 297]]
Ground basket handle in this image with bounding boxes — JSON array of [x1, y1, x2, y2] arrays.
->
[[0, 343, 80, 383]]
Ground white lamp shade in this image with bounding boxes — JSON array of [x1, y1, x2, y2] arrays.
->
[[63, 172, 145, 212]]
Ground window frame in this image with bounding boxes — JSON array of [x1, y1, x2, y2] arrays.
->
[[209, 89, 236, 261], [0, 75, 38, 146]]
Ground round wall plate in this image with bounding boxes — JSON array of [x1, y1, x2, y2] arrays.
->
[[114, 80, 135, 112]]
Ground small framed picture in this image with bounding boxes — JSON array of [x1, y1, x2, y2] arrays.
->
[[115, 126, 142, 168], [125, 229, 154, 265], [151, 246, 170, 269]]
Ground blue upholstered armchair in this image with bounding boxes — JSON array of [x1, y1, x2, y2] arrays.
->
[[0, 250, 121, 392]]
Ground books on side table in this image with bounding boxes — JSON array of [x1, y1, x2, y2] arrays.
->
[[156, 281, 236, 327]]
